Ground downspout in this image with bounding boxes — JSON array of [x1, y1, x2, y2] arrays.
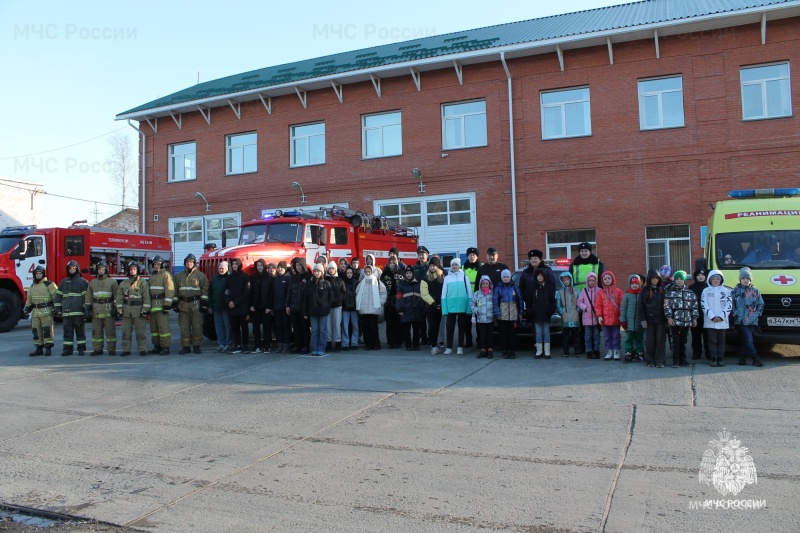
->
[[500, 52, 519, 270], [127, 119, 146, 233]]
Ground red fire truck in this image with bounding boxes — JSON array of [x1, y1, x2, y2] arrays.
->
[[0, 223, 172, 332], [198, 206, 419, 276]]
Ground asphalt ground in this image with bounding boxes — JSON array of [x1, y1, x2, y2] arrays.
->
[[1, 316, 798, 532]]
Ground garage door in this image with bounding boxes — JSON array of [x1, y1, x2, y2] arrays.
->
[[170, 213, 240, 272], [374, 193, 476, 258]]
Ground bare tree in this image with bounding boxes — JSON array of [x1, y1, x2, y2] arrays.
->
[[107, 131, 138, 209]]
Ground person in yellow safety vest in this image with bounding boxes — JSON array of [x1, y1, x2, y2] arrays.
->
[[116, 261, 151, 356], [147, 255, 175, 355], [172, 253, 209, 354], [54, 260, 88, 356], [84, 260, 118, 355], [23, 265, 58, 356]]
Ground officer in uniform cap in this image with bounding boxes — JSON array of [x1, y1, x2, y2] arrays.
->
[[85, 260, 118, 355], [24, 265, 58, 356], [173, 253, 209, 354], [116, 261, 151, 356], [148, 255, 175, 355]]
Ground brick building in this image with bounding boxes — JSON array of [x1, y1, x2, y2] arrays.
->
[[116, 0, 800, 276]]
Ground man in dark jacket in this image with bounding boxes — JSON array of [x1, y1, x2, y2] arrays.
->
[[397, 266, 425, 350], [638, 269, 667, 367], [689, 268, 709, 360], [224, 258, 251, 353], [287, 257, 311, 354], [249, 259, 274, 353], [477, 247, 510, 287], [381, 256, 404, 348], [272, 261, 291, 353]]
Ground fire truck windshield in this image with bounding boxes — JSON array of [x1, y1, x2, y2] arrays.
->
[[0, 236, 22, 254], [716, 230, 800, 268], [238, 223, 302, 245]]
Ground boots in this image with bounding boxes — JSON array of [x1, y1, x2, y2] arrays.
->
[[147, 347, 161, 354], [534, 344, 543, 359], [717, 356, 725, 367], [44, 347, 52, 356], [159, 348, 170, 355], [613, 349, 620, 361], [334, 342, 341, 353], [29, 346, 44, 357], [544, 343, 551, 359], [62, 347, 73, 357]]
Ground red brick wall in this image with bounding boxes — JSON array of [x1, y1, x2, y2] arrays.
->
[[140, 17, 800, 277]]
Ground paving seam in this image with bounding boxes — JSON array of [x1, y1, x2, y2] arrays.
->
[[430, 359, 497, 394], [122, 392, 396, 528], [599, 403, 636, 533]]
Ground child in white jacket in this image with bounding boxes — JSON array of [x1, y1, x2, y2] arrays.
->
[[700, 269, 732, 367]]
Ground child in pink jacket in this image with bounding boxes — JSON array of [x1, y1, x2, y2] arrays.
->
[[594, 271, 624, 361], [577, 272, 602, 359]]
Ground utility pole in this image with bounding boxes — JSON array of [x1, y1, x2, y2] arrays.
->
[[92, 202, 101, 225]]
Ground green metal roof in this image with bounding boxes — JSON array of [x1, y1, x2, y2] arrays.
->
[[118, 0, 798, 118]]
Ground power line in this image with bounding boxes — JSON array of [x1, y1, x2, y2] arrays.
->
[[0, 126, 128, 160], [0, 180, 136, 209]]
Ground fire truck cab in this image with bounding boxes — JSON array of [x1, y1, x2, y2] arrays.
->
[[0, 223, 171, 332], [199, 206, 419, 276]]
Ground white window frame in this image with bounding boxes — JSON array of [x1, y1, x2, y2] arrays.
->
[[378, 201, 422, 229], [170, 212, 242, 247], [290, 122, 326, 167], [425, 198, 472, 227], [540, 86, 591, 140], [740, 62, 792, 121], [638, 75, 685, 130], [546, 230, 597, 260], [168, 141, 196, 182], [441, 99, 487, 150], [645, 224, 691, 274], [362, 111, 402, 159], [226, 132, 257, 175]]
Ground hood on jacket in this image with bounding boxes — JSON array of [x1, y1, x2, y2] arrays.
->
[[254, 258, 267, 275], [477, 274, 493, 291], [645, 269, 661, 286], [291, 257, 307, 274], [559, 271, 574, 285], [693, 268, 708, 281], [534, 267, 549, 284], [585, 271, 599, 287], [600, 270, 617, 289], [365, 253, 377, 267], [707, 269, 725, 285]]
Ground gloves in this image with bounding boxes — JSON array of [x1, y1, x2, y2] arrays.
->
[[141, 309, 150, 317], [172, 301, 180, 314], [23, 305, 32, 315], [640, 320, 648, 330], [200, 301, 208, 313], [54, 309, 63, 319], [84, 307, 92, 320], [620, 321, 627, 331]]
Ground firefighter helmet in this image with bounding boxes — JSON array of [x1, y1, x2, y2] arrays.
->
[[66, 260, 79, 274], [127, 261, 140, 276], [184, 253, 197, 265], [33, 265, 46, 279], [152, 255, 164, 265], [96, 260, 108, 272]]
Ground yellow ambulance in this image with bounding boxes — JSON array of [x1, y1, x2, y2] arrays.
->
[[702, 188, 800, 343]]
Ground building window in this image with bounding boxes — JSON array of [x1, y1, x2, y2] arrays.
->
[[442, 100, 487, 149], [541, 87, 591, 139], [741, 63, 792, 120], [172, 220, 203, 243], [646, 224, 690, 274], [168, 142, 196, 182], [226, 132, 257, 175], [362, 111, 402, 158], [546, 230, 596, 260], [379, 202, 421, 228], [205, 216, 239, 243], [290, 122, 325, 167], [426, 199, 471, 226], [639, 76, 684, 130]]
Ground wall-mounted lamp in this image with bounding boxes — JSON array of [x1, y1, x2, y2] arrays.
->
[[412, 168, 425, 193], [195, 192, 210, 212], [292, 181, 307, 204]]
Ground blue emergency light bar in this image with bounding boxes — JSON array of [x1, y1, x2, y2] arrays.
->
[[1, 225, 37, 234], [262, 209, 317, 220], [728, 188, 800, 198]]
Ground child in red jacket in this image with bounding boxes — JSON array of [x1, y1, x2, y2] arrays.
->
[[594, 271, 624, 360]]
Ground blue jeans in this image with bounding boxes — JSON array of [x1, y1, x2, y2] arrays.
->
[[584, 324, 602, 352], [310, 315, 329, 353], [341, 310, 359, 348], [213, 310, 232, 347], [534, 322, 550, 344], [738, 324, 756, 356]]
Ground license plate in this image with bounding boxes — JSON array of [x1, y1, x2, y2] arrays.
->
[[766, 317, 800, 327]]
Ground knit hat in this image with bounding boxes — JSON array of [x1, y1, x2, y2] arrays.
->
[[316, 255, 327, 264], [218, 261, 229, 272], [450, 257, 461, 267], [277, 261, 287, 269], [739, 267, 752, 280], [404, 266, 414, 274], [578, 242, 592, 251], [313, 263, 325, 272], [528, 249, 543, 260], [429, 256, 441, 268], [501, 269, 511, 278], [389, 247, 399, 256], [629, 274, 641, 285], [673, 270, 687, 281], [658, 265, 672, 278], [327, 261, 337, 270]]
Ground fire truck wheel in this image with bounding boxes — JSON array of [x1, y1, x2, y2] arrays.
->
[[0, 288, 23, 333], [203, 312, 218, 341]]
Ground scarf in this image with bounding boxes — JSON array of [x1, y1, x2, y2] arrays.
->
[[481, 287, 490, 295], [356, 275, 381, 310]]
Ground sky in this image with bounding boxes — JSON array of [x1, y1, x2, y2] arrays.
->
[[0, 0, 637, 229]]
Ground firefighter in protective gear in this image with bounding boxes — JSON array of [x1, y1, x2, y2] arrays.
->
[[116, 261, 151, 356], [24, 266, 58, 356], [85, 260, 117, 355], [54, 260, 88, 356], [173, 253, 209, 354], [147, 255, 175, 355]]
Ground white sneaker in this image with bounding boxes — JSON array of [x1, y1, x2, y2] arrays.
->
[[613, 350, 620, 360], [430, 346, 439, 355], [456, 347, 464, 355], [604, 352, 612, 360], [443, 348, 453, 355]]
